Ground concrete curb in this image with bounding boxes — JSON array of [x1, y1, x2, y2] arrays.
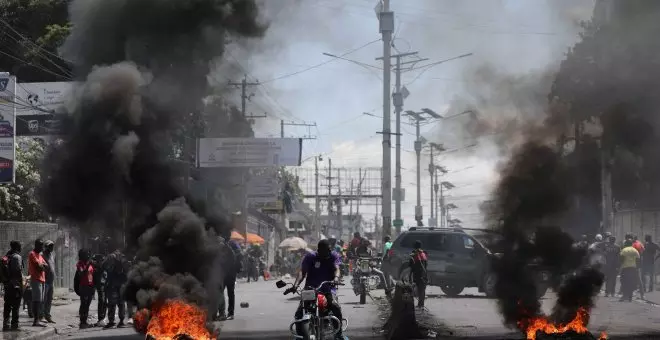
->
[[17, 327, 57, 340]]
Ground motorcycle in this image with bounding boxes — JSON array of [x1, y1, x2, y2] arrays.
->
[[246, 256, 260, 282], [350, 257, 389, 304], [276, 280, 347, 340]]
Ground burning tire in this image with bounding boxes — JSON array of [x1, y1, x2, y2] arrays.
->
[[440, 284, 464, 297]]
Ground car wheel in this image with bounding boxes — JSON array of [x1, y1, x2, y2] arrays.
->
[[440, 284, 464, 297], [483, 272, 497, 298]]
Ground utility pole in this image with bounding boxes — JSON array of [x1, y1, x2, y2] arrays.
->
[[337, 168, 342, 240], [376, 0, 393, 239], [405, 109, 440, 227], [434, 170, 439, 225], [315, 156, 321, 241], [229, 74, 265, 120], [281, 120, 317, 139]]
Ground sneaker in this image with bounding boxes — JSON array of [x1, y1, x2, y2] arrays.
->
[[117, 321, 126, 328], [94, 321, 105, 327], [2, 325, 9, 332], [9, 325, 20, 332], [103, 322, 116, 329], [32, 322, 47, 327], [45, 317, 56, 324], [127, 318, 134, 325], [80, 323, 91, 329], [225, 315, 234, 320]]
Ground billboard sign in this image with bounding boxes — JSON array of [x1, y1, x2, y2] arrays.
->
[[0, 73, 16, 183], [15, 81, 73, 116], [246, 176, 279, 203], [198, 138, 302, 167]]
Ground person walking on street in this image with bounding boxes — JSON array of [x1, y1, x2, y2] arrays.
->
[[28, 239, 48, 327], [41, 240, 56, 323], [92, 254, 107, 327], [408, 240, 428, 309], [218, 235, 242, 321], [103, 250, 128, 328], [641, 235, 660, 293], [75, 249, 96, 329], [603, 236, 620, 297], [631, 235, 645, 299], [2, 241, 23, 331], [620, 240, 640, 302]]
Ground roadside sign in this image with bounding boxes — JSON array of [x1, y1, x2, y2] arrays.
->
[[393, 219, 403, 227]]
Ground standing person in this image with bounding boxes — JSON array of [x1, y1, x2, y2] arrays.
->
[[28, 239, 48, 327], [41, 240, 56, 323], [641, 235, 660, 293], [619, 240, 640, 302], [2, 241, 23, 331], [349, 232, 361, 256], [383, 236, 392, 255], [75, 249, 96, 329], [603, 236, 621, 297], [103, 250, 128, 328], [92, 254, 107, 327], [218, 236, 241, 321], [408, 240, 428, 309], [631, 235, 645, 298]]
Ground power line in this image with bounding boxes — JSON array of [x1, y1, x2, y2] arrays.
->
[[260, 38, 381, 84]]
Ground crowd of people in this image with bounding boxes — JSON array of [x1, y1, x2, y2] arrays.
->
[[1, 239, 133, 332], [582, 232, 660, 302]]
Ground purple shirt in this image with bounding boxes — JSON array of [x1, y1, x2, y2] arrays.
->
[[301, 251, 341, 293]]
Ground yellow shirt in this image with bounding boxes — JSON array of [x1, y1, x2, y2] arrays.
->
[[620, 246, 640, 269]]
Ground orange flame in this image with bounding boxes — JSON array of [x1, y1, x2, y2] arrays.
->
[[134, 300, 213, 340], [518, 307, 607, 340]]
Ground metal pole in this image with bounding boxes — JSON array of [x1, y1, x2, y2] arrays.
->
[[281, 120, 284, 138], [337, 168, 342, 240], [241, 76, 247, 117], [440, 184, 445, 228], [315, 157, 320, 241], [379, 0, 393, 238], [414, 119, 422, 226], [430, 166, 434, 225], [394, 55, 403, 230], [434, 170, 439, 227]]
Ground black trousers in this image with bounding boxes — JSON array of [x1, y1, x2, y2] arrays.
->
[[642, 264, 655, 292], [604, 267, 618, 296], [294, 293, 343, 336], [79, 286, 95, 325], [413, 276, 427, 308], [218, 276, 236, 317], [2, 285, 22, 328], [620, 267, 637, 301], [106, 287, 126, 323], [96, 288, 107, 322]]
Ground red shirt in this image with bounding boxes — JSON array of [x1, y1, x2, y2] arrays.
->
[[76, 261, 95, 286], [633, 240, 645, 254], [28, 250, 46, 282]]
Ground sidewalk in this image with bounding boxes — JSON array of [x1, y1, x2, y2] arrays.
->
[[0, 288, 113, 340]]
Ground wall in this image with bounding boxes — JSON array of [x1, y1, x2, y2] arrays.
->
[[0, 221, 81, 290], [612, 209, 660, 242]]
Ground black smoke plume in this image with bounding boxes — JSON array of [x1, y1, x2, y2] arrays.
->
[[490, 139, 604, 331], [39, 0, 266, 327]]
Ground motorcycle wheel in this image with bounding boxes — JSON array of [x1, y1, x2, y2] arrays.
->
[[299, 320, 312, 340], [359, 283, 367, 305]]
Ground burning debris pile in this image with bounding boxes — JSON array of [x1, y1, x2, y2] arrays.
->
[[489, 140, 606, 340], [38, 0, 267, 338]]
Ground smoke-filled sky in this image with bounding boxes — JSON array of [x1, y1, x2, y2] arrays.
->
[[215, 0, 596, 228]]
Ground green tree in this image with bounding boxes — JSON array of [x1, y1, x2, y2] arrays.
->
[[0, 138, 48, 221], [0, 0, 72, 82]]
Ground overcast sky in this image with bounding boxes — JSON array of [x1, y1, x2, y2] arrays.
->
[[216, 0, 597, 230]]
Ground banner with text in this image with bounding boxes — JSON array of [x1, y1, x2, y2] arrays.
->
[[0, 73, 16, 183], [198, 138, 302, 167]]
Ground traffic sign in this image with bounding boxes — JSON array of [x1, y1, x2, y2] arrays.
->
[[393, 219, 403, 227]]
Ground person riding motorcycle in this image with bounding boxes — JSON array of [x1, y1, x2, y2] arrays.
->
[[291, 239, 345, 340]]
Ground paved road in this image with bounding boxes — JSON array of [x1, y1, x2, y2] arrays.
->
[[54, 278, 381, 340], [50, 280, 660, 340]]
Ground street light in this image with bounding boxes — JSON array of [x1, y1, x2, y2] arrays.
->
[[405, 109, 442, 227]]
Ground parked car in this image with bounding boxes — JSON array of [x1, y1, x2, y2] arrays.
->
[[381, 227, 550, 298]]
